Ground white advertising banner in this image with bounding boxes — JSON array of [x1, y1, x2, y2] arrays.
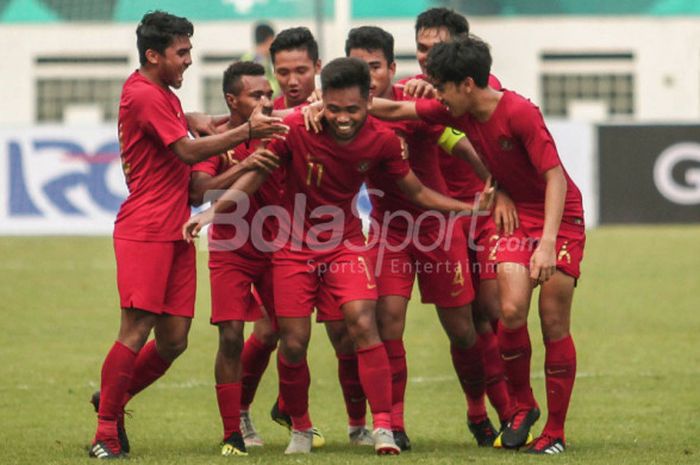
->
[[0, 125, 127, 235]]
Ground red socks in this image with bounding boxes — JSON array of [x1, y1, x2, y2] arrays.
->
[[480, 331, 516, 421], [384, 339, 407, 431], [277, 355, 312, 431], [356, 343, 392, 430], [126, 339, 171, 401], [542, 335, 576, 440], [450, 342, 487, 423], [240, 334, 276, 410], [95, 342, 137, 443], [336, 352, 367, 427], [497, 321, 537, 409], [216, 383, 242, 440]]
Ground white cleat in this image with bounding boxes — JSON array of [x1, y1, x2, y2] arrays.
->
[[240, 410, 264, 447], [284, 429, 314, 454], [372, 428, 401, 455], [349, 426, 375, 446]]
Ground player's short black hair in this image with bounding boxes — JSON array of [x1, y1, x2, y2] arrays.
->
[[321, 57, 370, 100], [136, 10, 193, 66], [426, 36, 491, 88], [270, 27, 319, 64], [254, 22, 275, 44], [414, 7, 469, 39], [222, 61, 266, 96], [344, 26, 395, 64]]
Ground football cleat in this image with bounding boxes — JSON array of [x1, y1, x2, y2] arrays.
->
[[90, 391, 130, 454], [499, 407, 540, 449], [270, 399, 325, 448], [221, 432, 248, 456], [284, 429, 313, 454], [392, 429, 412, 451], [525, 434, 566, 454], [468, 417, 498, 447], [373, 428, 401, 455], [239, 410, 263, 447], [348, 426, 374, 446], [89, 440, 124, 459]]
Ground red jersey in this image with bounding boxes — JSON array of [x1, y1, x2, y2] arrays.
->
[[273, 95, 288, 111], [267, 111, 410, 250], [114, 71, 190, 241], [366, 85, 448, 231], [192, 141, 282, 255], [415, 90, 584, 220]]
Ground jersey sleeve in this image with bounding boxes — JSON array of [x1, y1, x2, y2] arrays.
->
[[133, 88, 188, 148], [380, 134, 411, 179], [437, 127, 466, 155], [415, 98, 455, 127], [191, 154, 221, 176], [510, 100, 561, 175]]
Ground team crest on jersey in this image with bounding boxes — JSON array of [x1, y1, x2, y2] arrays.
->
[[498, 136, 514, 151], [221, 149, 238, 167], [357, 160, 371, 173], [557, 240, 572, 264]]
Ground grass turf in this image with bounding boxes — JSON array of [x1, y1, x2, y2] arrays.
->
[[0, 225, 698, 464]]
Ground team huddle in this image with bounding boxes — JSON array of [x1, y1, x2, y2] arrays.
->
[[88, 7, 584, 460]]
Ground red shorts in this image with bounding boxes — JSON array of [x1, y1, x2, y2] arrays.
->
[[494, 215, 586, 279], [208, 251, 272, 325], [367, 222, 475, 308], [273, 246, 378, 319], [315, 286, 345, 322], [462, 215, 500, 282], [114, 238, 196, 317]]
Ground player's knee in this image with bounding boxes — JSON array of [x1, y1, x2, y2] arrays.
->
[[157, 335, 188, 361], [218, 327, 244, 358], [253, 323, 278, 346], [499, 301, 527, 328], [280, 335, 309, 362], [540, 313, 569, 341]]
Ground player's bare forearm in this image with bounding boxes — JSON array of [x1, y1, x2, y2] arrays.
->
[[369, 98, 420, 121], [450, 137, 491, 182], [212, 169, 269, 214], [397, 171, 474, 214], [189, 164, 250, 207], [541, 166, 567, 244]]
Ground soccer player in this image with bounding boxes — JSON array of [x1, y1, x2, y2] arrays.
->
[[183, 57, 493, 455], [88, 11, 287, 459], [366, 37, 585, 454], [240, 27, 376, 449], [188, 61, 284, 456], [344, 25, 506, 450], [407, 8, 519, 446]]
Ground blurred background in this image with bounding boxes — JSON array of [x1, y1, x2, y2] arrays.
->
[[1, 0, 699, 234]]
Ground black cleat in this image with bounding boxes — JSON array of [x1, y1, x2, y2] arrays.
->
[[499, 407, 540, 449], [525, 434, 566, 454], [221, 432, 248, 456], [270, 398, 292, 429], [468, 417, 498, 447], [392, 429, 412, 451], [90, 391, 130, 454], [89, 440, 125, 459]]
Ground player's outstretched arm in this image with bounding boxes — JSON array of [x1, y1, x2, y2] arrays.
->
[[171, 105, 289, 165], [369, 98, 420, 121], [529, 165, 566, 285], [189, 150, 280, 206], [183, 159, 273, 242], [185, 112, 228, 137], [396, 170, 494, 214]]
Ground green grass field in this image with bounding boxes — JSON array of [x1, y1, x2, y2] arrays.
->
[[1, 226, 699, 465]]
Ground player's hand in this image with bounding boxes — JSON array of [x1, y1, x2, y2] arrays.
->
[[182, 209, 215, 243], [302, 101, 324, 133], [493, 190, 519, 236], [241, 148, 280, 173], [248, 103, 289, 140], [186, 112, 226, 137], [529, 240, 556, 286], [400, 78, 436, 99], [476, 176, 496, 213], [306, 88, 322, 104]]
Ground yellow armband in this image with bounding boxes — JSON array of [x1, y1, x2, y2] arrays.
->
[[437, 127, 466, 155]]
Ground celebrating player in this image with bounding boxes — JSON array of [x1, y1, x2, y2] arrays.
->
[[88, 11, 287, 460], [183, 57, 494, 455]]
